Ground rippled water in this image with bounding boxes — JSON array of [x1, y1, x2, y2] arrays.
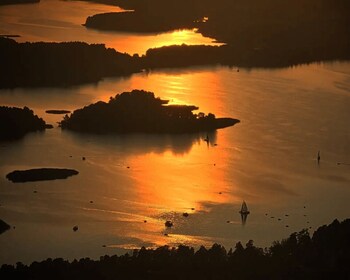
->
[[1, 0, 350, 266]]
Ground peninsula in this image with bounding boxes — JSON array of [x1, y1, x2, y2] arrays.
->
[[0, 106, 51, 141], [0, 37, 140, 88], [60, 90, 239, 134], [84, 0, 350, 66]]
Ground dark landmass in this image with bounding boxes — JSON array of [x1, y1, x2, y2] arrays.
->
[[84, 11, 198, 33], [0, 219, 11, 235], [60, 90, 239, 134], [46, 110, 71, 115], [1, 0, 350, 88], [0, 0, 39, 5], [75, 0, 119, 6], [85, 0, 350, 66], [144, 43, 350, 69], [0, 35, 21, 38], [6, 168, 79, 183], [0, 37, 140, 88], [1, 219, 349, 279], [1, 35, 349, 89], [0, 106, 48, 141]]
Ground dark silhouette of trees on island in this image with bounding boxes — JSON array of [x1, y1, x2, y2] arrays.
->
[[1, 219, 349, 279], [60, 90, 239, 134], [0, 106, 50, 141], [0, 37, 140, 88], [84, 10, 198, 33]]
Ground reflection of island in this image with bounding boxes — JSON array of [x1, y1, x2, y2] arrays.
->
[[6, 168, 79, 183], [0, 106, 51, 141], [60, 90, 239, 134], [64, 130, 218, 156], [0, 219, 349, 278]]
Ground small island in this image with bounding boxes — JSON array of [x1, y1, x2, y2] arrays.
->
[[6, 168, 79, 183], [0, 0, 39, 6], [0, 219, 11, 235], [0, 106, 50, 141], [45, 110, 71, 115], [60, 90, 239, 134]]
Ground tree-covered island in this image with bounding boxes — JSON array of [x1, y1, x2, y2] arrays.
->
[[0, 106, 51, 141], [60, 90, 239, 134]]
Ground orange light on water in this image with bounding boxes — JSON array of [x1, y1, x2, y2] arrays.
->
[[129, 148, 234, 212]]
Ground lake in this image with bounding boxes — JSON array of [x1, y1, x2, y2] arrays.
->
[[1, 0, 350, 265]]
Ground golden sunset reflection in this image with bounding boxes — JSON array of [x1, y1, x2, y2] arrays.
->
[[127, 146, 237, 213], [128, 69, 227, 114]]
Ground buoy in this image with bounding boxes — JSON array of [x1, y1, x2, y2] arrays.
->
[[165, 221, 173, 228]]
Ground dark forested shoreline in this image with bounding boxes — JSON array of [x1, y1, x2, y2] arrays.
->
[[60, 90, 239, 134], [3, 36, 349, 89], [1, 219, 349, 279]]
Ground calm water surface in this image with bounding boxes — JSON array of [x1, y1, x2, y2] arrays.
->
[[0, 0, 350, 266]]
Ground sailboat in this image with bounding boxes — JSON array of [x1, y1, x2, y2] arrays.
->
[[239, 201, 250, 226], [239, 201, 250, 215]]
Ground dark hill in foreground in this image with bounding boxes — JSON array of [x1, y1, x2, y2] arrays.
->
[[1, 219, 349, 279], [0, 106, 51, 141], [60, 90, 239, 134]]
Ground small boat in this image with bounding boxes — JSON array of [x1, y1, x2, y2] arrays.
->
[[239, 201, 250, 215]]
